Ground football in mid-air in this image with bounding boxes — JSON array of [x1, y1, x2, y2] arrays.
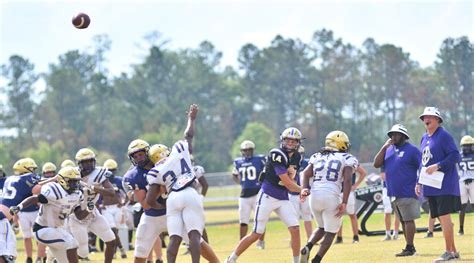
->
[[72, 13, 90, 29]]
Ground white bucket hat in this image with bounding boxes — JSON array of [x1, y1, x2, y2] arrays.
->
[[419, 107, 443, 123], [387, 124, 410, 139]]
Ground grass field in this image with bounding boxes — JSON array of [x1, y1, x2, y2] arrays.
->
[[14, 211, 474, 262]]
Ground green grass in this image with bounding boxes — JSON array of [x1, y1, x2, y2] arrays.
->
[[15, 211, 474, 262]]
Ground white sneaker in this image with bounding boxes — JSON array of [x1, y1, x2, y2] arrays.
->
[[300, 246, 310, 263], [225, 256, 237, 263], [382, 234, 391, 241], [256, 240, 265, 250], [392, 233, 399, 240]]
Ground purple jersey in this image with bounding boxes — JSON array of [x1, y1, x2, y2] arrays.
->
[[0, 173, 40, 211], [420, 127, 461, 196], [384, 143, 421, 198], [123, 166, 165, 217], [233, 155, 265, 197]]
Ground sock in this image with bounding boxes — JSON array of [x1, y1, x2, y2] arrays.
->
[[306, 242, 314, 250], [393, 230, 398, 235], [386, 230, 391, 235], [313, 255, 322, 263], [459, 226, 464, 231], [406, 244, 415, 251], [293, 256, 299, 263], [230, 252, 239, 261]]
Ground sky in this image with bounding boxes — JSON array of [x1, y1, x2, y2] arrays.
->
[[1, 0, 473, 77]]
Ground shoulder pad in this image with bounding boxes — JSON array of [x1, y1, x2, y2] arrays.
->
[[269, 148, 288, 165]]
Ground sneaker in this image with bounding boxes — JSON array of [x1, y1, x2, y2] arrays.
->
[[129, 244, 134, 250], [433, 251, 457, 262], [334, 236, 343, 244], [352, 236, 359, 243], [155, 260, 164, 263], [453, 252, 460, 259], [300, 246, 310, 263], [458, 229, 464, 236], [396, 248, 416, 257], [392, 233, 399, 240], [256, 240, 265, 250], [225, 257, 236, 263], [35, 258, 42, 263], [424, 231, 433, 238], [120, 247, 127, 259], [382, 234, 391, 241]]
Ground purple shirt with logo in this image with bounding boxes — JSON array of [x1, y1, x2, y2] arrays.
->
[[384, 143, 421, 198]]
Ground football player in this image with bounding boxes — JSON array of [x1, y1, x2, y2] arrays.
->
[[68, 148, 116, 263], [123, 139, 166, 263], [41, 162, 57, 179], [226, 127, 303, 263], [146, 104, 210, 263], [8, 158, 46, 263], [458, 135, 474, 236], [60, 159, 76, 168], [101, 158, 128, 258], [232, 140, 266, 248], [299, 131, 358, 263], [10, 167, 90, 263]]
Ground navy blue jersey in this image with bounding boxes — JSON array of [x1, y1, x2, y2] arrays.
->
[[123, 166, 165, 217], [0, 177, 6, 194], [109, 176, 125, 192], [0, 173, 40, 211], [233, 155, 265, 197]]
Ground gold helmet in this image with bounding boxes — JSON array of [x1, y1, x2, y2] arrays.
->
[[57, 166, 81, 191], [460, 135, 474, 146], [75, 148, 96, 175], [61, 159, 76, 168], [13, 158, 38, 175], [127, 139, 150, 156], [325, 131, 351, 152], [103, 159, 118, 170], [42, 162, 57, 174], [149, 144, 170, 164], [280, 127, 303, 152]]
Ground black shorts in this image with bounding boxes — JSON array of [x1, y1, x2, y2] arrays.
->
[[427, 195, 461, 218]]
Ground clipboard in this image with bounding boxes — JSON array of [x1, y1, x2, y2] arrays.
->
[[418, 167, 444, 189]]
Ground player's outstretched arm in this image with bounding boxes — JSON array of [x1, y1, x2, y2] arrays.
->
[[10, 196, 40, 215], [279, 172, 301, 193], [145, 184, 166, 210], [184, 104, 199, 153]]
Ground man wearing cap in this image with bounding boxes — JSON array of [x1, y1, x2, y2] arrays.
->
[[415, 107, 461, 262], [374, 124, 421, 257]]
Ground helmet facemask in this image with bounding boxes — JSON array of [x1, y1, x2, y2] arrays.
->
[[78, 158, 96, 176], [129, 150, 151, 168]]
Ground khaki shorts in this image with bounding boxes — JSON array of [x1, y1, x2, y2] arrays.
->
[[392, 198, 420, 222]]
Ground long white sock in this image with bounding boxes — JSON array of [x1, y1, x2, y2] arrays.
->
[[230, 252, 239, 261], [386, 230, 391, 235], [293, 256, 299, 263]]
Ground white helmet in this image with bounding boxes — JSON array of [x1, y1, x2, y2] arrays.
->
[[419, 107, 443, 123], [387, 124, 410, 139], [240, 140, 255, 150]]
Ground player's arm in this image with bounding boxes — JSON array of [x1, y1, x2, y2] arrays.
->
[[198, 176, 209, 196], [93, 177, 116, 197], [300, 163, 314, 199], [183, 104, 199, 154], [74, 204, 92, 220], [231, 167, 240, 184], [351, 165, 367, 191], [278, 169, 301, 193], [145, 184, 166, 210], [337, 166, 354, 217], [133, 189, 151, 210], [9, 196, 40, 215], [373, 139, 392, 168]]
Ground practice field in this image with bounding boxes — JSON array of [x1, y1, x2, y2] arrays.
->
[[14, 212, 474, 262]]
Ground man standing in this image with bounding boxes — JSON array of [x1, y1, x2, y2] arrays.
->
[[374, 124, 421, 257], [457, 135, 474, 236], [415, 107, 461, 262], [232, 140, 266, 248]]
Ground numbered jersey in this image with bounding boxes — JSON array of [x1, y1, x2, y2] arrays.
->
[[309, 151, 358, 195], [80, 167, 109, 207], [147, 140, 195, 193], [233, 155, 265, 197], [0, 173, 40, 211], [459, 152, 474, 181], [36, 182, 83, 228]]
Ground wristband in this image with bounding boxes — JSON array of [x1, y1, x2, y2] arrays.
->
[[18, 204, 23, 210]]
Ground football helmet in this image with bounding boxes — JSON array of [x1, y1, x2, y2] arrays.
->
[[387, 124, 410, 139], [103, 159, 118, 171], [128, 139, 151, 167], [149, 144, 170, 164], [61, 159, 76, 168], [325, 131, 351, 152], [419, 107, 443, 123], [280, 127, 302, 152], [240, 140, 255, 158], [460, 135, 474, 154], [75, 148, 96, 175], [57, 166, 81, 192], [13, 158, 38, 175], [42, 162, 57, 174]]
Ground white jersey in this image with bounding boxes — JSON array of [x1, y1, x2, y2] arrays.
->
[[80, 166, 109, 207], [147, 140, 195, 192], [36, 182, 83, 228], [459, 153, 474, 181], [309, 151, 358, 195]]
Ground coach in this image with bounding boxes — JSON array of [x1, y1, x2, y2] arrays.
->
[[374, 124, 421, 257]]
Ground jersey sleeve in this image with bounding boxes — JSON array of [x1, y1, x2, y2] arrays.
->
[[344, 154, 359, 171], [122, 173, 137, 193], [308, 153, 318, 165], [95, 167, 110, 185], [40, 183, 61, 202], [146, 167, 165, 186]]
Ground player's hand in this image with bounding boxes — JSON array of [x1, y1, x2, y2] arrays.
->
[[415, 184, 422, 197], [335, 203, 346, 218], [86, 201, 95, 212], [300, 188, 310, 202], [426, 164, 439, 175], [187, 104, 199, 120], [9, 206, 20, 216]]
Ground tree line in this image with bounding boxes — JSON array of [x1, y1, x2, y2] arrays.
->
[[0, 29, 472, 175]]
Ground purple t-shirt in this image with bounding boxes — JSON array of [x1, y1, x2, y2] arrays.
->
[[419, 127, 461, 196], [384, 143, 421, 198]]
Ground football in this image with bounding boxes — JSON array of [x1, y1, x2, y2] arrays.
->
[[72, 13, 91, 29]]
